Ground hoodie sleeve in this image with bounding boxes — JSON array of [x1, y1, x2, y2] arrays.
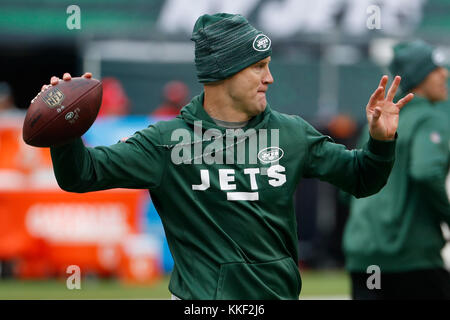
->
[[50, 124, 167, 193], [302, 121, 395, 198], [409, 115, 450, 224]]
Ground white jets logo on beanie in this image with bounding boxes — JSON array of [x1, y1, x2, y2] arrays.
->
[[253, 34, 271, 52]]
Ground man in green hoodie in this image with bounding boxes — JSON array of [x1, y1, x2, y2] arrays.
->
[[343, 40, 450, 299], [41, 13, 413, 299]]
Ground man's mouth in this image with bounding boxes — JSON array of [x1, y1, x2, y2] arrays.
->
[[257, 91, 266, 98]]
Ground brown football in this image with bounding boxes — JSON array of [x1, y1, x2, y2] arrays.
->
[[23, 77, 103, 147]]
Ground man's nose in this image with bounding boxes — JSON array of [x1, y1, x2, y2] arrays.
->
[[263, 68, 274, 85]]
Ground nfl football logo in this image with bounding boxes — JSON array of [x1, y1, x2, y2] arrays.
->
[[43, 88, 65, 108]]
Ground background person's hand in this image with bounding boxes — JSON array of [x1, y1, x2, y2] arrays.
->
[[366, 75, 414, 141]]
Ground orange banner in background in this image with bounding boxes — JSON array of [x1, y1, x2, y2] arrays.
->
[[0, 116, 161, 283], [0, 189, 152, 277]]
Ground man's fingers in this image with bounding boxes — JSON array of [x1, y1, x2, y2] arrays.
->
[[368, 86, 384, 107], [41, 72, 93, 97], [51, 73, 90, 85], [368, 75, 388, 108], [50, 76, 59, 86], [386, 75, 401, 101], [62, 72, 92, 80], [43, 72, 88, 93], [396, 93, 414, 109], [378, 75, 388, 97]]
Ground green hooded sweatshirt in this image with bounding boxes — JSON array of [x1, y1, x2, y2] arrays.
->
[[343, 95, 450, 272], [50, 92, 396, 299]]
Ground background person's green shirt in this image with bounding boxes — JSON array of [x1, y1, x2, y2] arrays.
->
[[343, 95, 450, 273], [437, 101, 450, 200]]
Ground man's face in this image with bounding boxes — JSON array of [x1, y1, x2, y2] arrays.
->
[[419, 67, 448, 102], [224, 57, 274, 117]]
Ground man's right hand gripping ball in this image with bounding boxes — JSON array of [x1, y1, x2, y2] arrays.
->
[[23, 72, 102, 147]]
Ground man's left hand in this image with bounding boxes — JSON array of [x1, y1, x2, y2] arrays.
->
[[366, 75, 414, 141]]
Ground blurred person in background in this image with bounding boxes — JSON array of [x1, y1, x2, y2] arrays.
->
[[0, 81, 30, 176], [436, 76, 450, 270], [342, 40, 450, 299], [97, 77, 130, 117], [151, 80, 190, 118], [0, 82, 22, 117]]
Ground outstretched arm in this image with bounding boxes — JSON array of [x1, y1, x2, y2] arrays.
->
[[304, 75, 414, 198], [50, 129, 166, 193]]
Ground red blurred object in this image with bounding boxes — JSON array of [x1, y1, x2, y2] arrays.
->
[[327, 114, 358, 139], [98, 77, 130, 117], [152, 81, 189, 118]]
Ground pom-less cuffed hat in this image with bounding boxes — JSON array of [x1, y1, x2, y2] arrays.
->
[[191, 13, 272, 83], [389, 40, 444, 93]]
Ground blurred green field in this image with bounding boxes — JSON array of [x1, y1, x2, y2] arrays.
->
[[0, 269, 350, 300]]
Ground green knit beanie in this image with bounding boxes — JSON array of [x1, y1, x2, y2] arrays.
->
[[191, 13, 272, 83], [389, 40, 444, 93]]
